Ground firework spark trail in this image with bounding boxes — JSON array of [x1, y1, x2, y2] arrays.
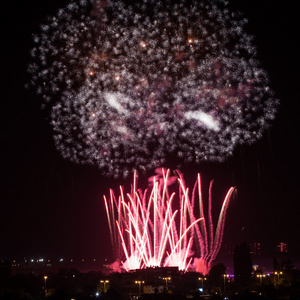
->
[[29, 0, 278, 178], [104, 169, 234, 273], [192, 175, 235, 274]]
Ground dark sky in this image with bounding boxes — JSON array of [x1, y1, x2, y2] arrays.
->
[[0, 0, 299, 265]]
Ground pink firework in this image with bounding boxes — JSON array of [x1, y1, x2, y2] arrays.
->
[[104, 169, 235, 274], [191, 174, 235, 274]]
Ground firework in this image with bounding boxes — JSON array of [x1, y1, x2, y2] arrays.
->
[[28, 0, 278, 177], [104, 169, 235, 273]]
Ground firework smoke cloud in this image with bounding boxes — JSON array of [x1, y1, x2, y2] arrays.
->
[[28, 0, 278, 177]]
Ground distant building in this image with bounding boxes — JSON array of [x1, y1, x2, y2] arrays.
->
[[250, 242, 261, 256], [143, 283, 164, 294], [276, 242, 288, 254]]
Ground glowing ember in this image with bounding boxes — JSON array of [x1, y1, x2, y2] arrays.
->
[[104, 169, 235, 273]]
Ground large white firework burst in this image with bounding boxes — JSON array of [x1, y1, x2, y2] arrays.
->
[[28, 0, 278, 177]]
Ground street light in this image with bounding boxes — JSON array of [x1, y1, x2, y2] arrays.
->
[[274, 271, 283, 286], [256, 274, 265, 284], [223, 274, 228, 294], [198, 276, 206, 290], [162, 277, 171, 290], [135, 280, 144, 297], [100, 280, 109, 293], [44, 276, 48, 297]]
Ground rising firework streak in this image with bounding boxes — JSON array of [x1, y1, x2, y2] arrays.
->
[[104, 169, 235, 274]]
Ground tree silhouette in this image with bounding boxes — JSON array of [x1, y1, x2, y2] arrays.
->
[[208, 263, 226, 289]]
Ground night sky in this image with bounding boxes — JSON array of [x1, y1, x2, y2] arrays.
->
[[0, 0, 299, 266]]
